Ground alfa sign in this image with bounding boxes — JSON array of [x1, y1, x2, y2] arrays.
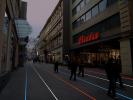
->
[[79, 32, 100, 45]]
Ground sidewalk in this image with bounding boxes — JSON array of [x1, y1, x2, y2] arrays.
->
[[0, 72, 11, 93], [0, 67, 26, 100]]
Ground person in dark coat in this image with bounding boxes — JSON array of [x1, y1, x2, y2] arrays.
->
[[69, 57, 78, 81], [54, 60, 59, 73], [105, 58, 117, 98]]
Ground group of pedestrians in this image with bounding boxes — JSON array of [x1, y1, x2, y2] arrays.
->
[[53, 56, 124, 99], [54, 56, 84, 81], [105, 57, 124, 99], [69, 57, 84, 81]]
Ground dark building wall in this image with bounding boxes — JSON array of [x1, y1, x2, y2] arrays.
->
[[0, 0, 6, 73], [129, 0, 133, 31], [63, 0, 70, 51]]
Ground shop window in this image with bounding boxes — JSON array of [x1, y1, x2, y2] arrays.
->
[[86, 10, 91, 21], [92, 5, 99, 17], [99, 0, 107, 12]]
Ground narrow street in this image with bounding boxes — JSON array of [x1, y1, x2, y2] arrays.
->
[[0, 62, 133, 100]]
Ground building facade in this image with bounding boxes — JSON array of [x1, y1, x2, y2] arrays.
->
[[0, 0, 21, 75], [70, 0, 133, 75], [38, 0, 70, 63], [0, 0, 30, 79]]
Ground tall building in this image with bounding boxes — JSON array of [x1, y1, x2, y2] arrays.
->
[[38, 0, 70, 63], [0, 0, 31, 86], [0, 0, 21, 74], [70, 0, 133, 75]]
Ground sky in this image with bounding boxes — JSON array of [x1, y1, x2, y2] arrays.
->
[[24, 0, 59, 39]]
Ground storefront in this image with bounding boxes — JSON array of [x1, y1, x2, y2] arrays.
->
[[70, 0, 133, 75], [71, 38, 120, 68]]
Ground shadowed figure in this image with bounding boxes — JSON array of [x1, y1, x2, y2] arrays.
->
[[105, 58, 118, 99], [54, 61, 59, 73], [69, 57, 78, 81]]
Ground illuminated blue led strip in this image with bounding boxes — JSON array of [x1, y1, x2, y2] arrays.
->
[[24, 68, 28, 100]]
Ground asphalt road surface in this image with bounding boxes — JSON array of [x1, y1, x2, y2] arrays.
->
[[0, 62, 133, 100]]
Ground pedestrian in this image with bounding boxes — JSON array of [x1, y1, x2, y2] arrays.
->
[[105, 57, 117, 99], [54, 60, 59, 73], [69, 57, 78, 81], [78, 59, 84, 77]]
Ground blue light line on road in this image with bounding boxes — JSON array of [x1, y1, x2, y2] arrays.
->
[[60, 71, 133, 100], [78, 78, 133, 100], [24, 68, 28, 100]]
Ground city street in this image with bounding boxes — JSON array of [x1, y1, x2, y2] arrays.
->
[[0, 0, 133, 100], [0, 62, 133, 100]]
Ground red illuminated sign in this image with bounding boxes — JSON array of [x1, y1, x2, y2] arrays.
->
[[79, 32, 100, 45]]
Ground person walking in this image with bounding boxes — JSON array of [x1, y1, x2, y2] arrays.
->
[[105, 57, 117, 99], [54, 60, 59, 73], [69, 57, 78, 81]]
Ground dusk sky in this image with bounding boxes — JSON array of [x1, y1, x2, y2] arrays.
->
[[24, 0, 59, 39]]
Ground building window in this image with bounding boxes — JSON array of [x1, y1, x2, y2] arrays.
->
[[107, 0, 118, 6], [76, 5, 80, 13], [72, 8, 76, 16], [86, 10, 91, 21], [92, 5, 99, 17], [72, 18, 81, 29], [77, 18, 81, 27], [85, 0, 90, 4], [99, 0, 107, 12], [80, 0, 85, 9], [72, 13, 120, 43], [72, 0, 119, 29], [80, 15, 86, 24]]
